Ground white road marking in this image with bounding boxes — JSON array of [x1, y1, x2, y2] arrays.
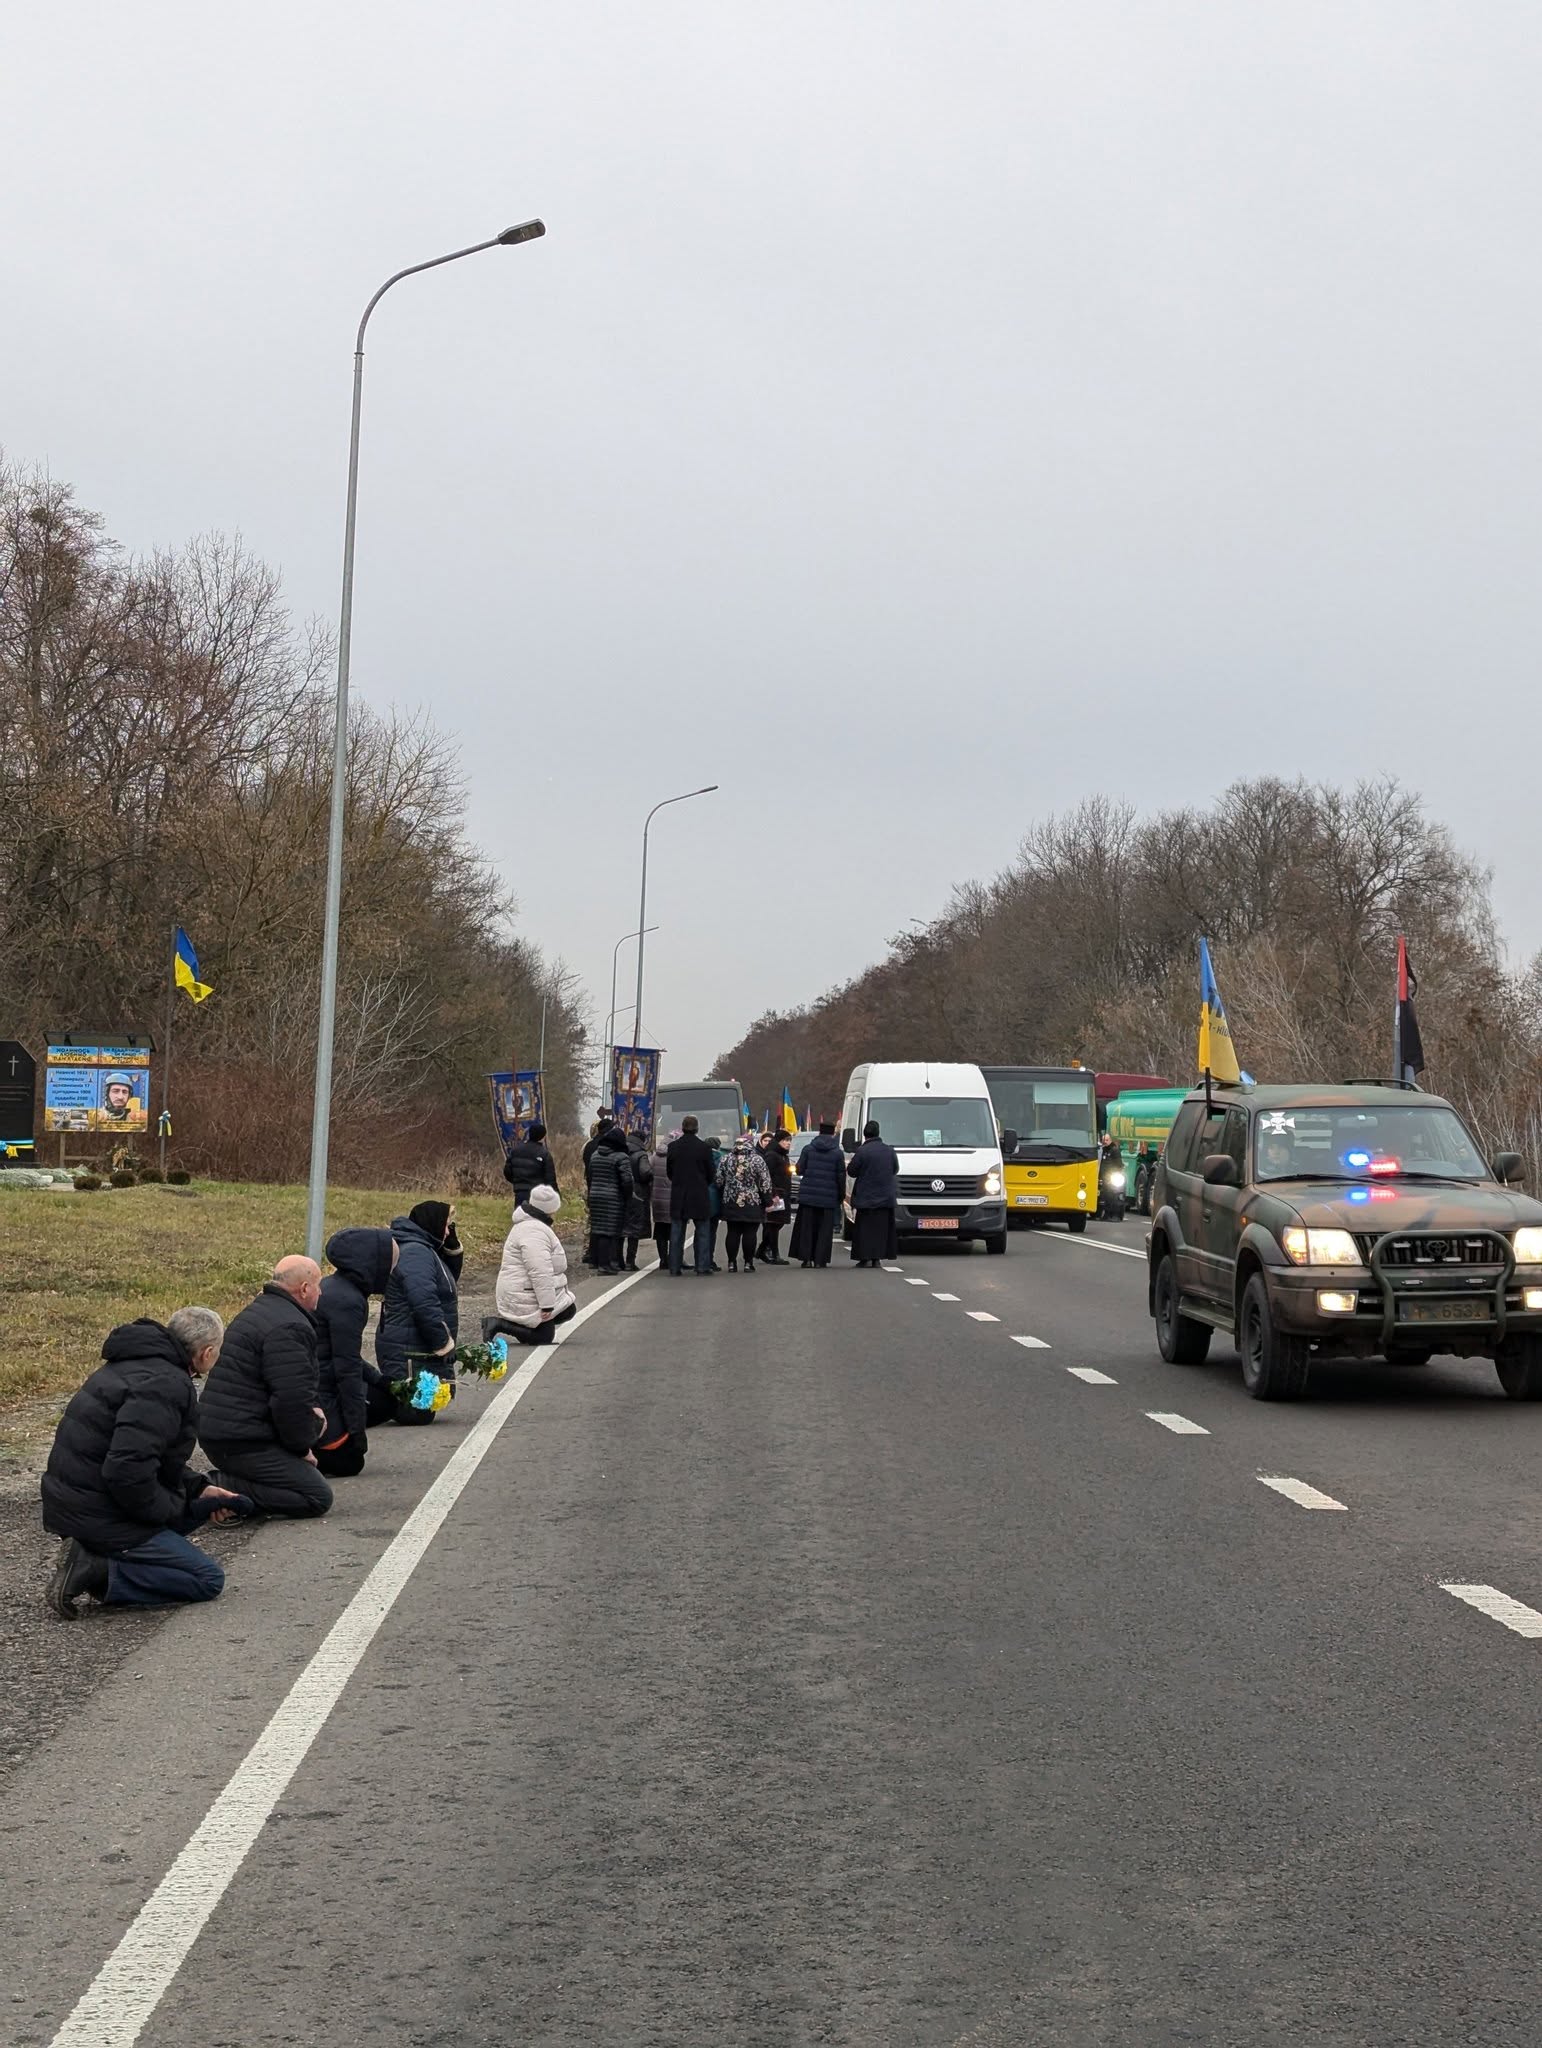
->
[[1010, 1334, 1050, 1350], [1067, 1366, 1117, 1385], [47, 1264, 655, 2048], [1046, 1234, 1145, 1261], [932, 1292, 961, 1302], [1146, 1411, 1210, 1435], [882, 1264, 903, 1272], [966, 1310, 999, 1322], [905, 1277, 929, 1286], [1257, 1474, 1347, 1511], [1439, 1584, 1542, 1639]]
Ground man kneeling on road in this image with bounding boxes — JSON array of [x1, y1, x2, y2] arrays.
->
[[42, 1307, 247, 1616], [199, 1255, 334, 1517]]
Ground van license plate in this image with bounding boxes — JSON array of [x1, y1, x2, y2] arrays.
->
[[1016, 1195, 1048, 1206], [1398, 1299, 1491, 1324], [917, 1217, 958, 1231]]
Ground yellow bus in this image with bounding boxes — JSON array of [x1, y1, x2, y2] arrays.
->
[[980, 1066, 1099, 1233]]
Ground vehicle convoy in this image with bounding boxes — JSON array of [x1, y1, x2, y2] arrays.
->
[[1146, 1082, 1542, 1400], [980, 1066, 1099, 1232], [841, 1062, 1008, 1252], [651, 1079, 746, 1146], [1104, 1087, 1188, 1215]]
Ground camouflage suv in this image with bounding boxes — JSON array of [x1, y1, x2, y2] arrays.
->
[[1146, 1083, 1542, 1400]]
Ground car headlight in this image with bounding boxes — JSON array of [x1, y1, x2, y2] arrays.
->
[[983, 1169, 1002, 1197], [1513, 1228, 1542, 1264], [1281, 1226, 1360, 1266]]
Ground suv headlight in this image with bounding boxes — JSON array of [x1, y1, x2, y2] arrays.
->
[[1513, 1228, 1542, 1264], [983, 1169, 1002, 1197], [1281, 1227, 1360, 1266]]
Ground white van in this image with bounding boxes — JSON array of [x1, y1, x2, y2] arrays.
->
[[840, 1062, 1009, 1253]]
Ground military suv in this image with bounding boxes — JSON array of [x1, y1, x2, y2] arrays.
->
[[1146, 1083, 1542, 1400]]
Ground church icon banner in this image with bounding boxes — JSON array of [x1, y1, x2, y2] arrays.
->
[[610, 1046, 658, 1138]]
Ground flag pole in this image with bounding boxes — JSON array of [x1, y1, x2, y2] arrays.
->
[[1393, 935, 1405, 1086], [161, 925, 176, 1176]]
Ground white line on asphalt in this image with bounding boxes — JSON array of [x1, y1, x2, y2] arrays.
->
[[966, 1310, 999, 1322], [1439, 1584, 1542, 1639], [905, 1277, 929, 1286], [882, 1265, 903, 1272], [1009, 1334, 1050, 1350], [933, 1292, 961, 1301], [1067, 1367, 1117, 1384], [1145, 1411, 1210, 1435], [1046, 1234, 1145, 1261], [47, 1263, 655, 2048], [1257, 1474, 1348, 1511]]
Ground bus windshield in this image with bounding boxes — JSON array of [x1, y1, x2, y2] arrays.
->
[[867, 1097, 997, 1149], [983, 1070, 1098, 1153], [654, 1084, 744, 1145]]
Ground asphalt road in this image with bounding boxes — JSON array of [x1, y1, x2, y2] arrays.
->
[[9, 1220, 1542, 2045]]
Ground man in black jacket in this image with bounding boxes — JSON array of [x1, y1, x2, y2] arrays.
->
[[42, 1308, 244, 1616], [502, 1122, 560, 1208], [199, 1255, 333, 1517], [788, 1123, 846, 1268], [314, 1227, 397, 1478], [665, 1116, 716, 1276]]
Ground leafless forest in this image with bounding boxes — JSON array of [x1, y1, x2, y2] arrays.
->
[[713, 781, 1542, 1177], [0, 461, 584, 1181]]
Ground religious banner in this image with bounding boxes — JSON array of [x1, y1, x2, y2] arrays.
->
[[610, 1045, 659, 1138], [44, 1042, 151, 1134], [488, 1070, 545, 1151], [0, 1041, 37, 1159]]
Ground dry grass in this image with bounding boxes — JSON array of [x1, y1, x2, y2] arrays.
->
[[0, 1179, 574, 1423]]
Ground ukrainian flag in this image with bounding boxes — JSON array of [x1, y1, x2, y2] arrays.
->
[[174, 927, 214, 1003], [780, 1088, 798, 1133], [1198, 938, 1239, 1085]]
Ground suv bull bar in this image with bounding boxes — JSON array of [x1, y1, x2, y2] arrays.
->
[[1366, 1228, 1516, 1350]]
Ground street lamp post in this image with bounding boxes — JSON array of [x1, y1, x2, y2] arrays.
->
[[632, 788, 717, 1055], [304, 220, 545, 1261], [606, 925, 658, 1093]]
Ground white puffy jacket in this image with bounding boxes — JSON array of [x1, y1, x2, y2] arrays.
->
[[495, 1209, 575, 1327]]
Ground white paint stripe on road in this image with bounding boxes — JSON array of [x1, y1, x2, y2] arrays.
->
[[47, 1263, 655, 2048], [1257, 1474, 1347, 1512], [1009, 1335, 1050, 1350], [932, 1292, 960, 1302], [966, 1310, 999, 1322], [1439, 1584, 1542, 1639], [1145, 1411, 1210, 1435], [1067, 1366, 1117, 1384], [905, 1277, 929, 1286], [1045, 1234, 1145, 1260], [882, 1264, 903, 1272]]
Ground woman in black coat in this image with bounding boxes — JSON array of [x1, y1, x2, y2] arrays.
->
[[760, 1132, 794, 1264], [314, 1226, 397, 1474], [847, 1120, 901, 1266], [622, 1132, 652, 1272], [788, 1124, 846, 1268], [586, 1126, 634, 1275], [377, 1202, 462, 1424]]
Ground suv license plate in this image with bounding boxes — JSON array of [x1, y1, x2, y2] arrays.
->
[[917, 1217, 959, 1231], [1398, 1299, 1492, 1324]]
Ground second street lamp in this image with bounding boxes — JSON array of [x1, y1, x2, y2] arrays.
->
[[605, 924, 658, 1094], [633, 786, 718, 1054], [304, 219, 545, 1261]]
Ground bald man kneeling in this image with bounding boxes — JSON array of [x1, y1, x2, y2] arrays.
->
[[198, 1256, 334, 1517]]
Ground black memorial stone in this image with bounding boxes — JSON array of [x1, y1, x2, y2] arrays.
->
[[0, 1041, 38, 1157]]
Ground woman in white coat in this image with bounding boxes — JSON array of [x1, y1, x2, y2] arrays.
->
[[494, 1184, 577, 1344]]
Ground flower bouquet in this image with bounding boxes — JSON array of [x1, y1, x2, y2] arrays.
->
[[453, 1335, 510, 1383], [390, 1365, 454, 1414]]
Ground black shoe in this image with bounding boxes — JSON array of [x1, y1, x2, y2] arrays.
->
[[800, 1260, 812, 1268], [47, 1539, 107, 1619], [728, 1260, 738, 1272], [744, 1260, 756, 1273], [599, 1264, 622, 1276]]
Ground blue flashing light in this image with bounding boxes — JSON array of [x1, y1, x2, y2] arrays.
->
[[1345, 1149, 1372, 1169], [1347, 1187, 1371, 1204]]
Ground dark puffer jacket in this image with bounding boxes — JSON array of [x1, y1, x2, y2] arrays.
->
[[376, 1217, 459, 1375], [317, 1227, 396, 1439], [795, 1133, 847, 1210], [623, 1137, 653, 1237], [585, 1131, 635, 1236], [198, 1285, 322, 1457], [847, 1137, 901, 1209], [503, 1136, 559, 1205], [42, 1321, 210, 1553]]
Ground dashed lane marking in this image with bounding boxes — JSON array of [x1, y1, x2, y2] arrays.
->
[[966, 1310, 999, 1322], [1439, 1585, 1542, 1639], [1009, 1335, 1050, 1350], [905, 1277, 929, 1286], [882, 1264, 903, 1272], [1146, 1411, 1210, 1435], [1046, 1234, 1145, 1261], [932, 1292, 961, 1302], [1257, 1474, 1347, 1512], [1067, 1367, 1117, 1385]]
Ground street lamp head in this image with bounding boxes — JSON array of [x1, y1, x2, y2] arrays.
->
[[498, 220, 546, 245]]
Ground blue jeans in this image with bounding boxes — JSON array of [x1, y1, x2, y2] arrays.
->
[[106, 1527, 225, 1607], [670, 1220, 713, 1274]]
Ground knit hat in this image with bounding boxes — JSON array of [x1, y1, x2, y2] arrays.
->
[[527, 1184, 562, 1216]]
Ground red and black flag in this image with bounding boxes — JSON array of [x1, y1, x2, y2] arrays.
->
[[1395, 936, 1425, 1085]]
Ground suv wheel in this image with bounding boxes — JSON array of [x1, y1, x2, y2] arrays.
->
[[1496, 1337, 1542, 1400], [1238, 1275, 1310, 1400], [1154, 1254, 1211, 1365]]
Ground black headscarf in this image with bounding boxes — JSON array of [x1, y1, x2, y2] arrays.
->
[[409, 1200, 451, 1242]]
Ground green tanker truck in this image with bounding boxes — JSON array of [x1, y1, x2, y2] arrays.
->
[[1103, 1087, 1189, 1216]]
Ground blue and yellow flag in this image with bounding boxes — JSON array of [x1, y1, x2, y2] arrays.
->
[[1198, 938, 1239, 1084], [780, 1088, 798, 1133], [173, 927, 213, 1003]]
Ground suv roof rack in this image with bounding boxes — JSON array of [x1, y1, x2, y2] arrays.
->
[[1340, 1077, 1425, 1091]]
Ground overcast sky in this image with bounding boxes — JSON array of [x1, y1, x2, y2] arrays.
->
[[10, 3, 1540, 1082]]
